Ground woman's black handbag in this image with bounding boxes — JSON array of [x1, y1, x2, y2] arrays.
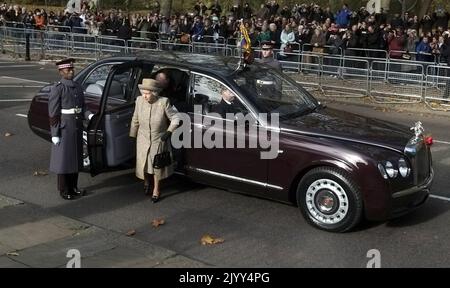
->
[[153, 142, 172, 169]]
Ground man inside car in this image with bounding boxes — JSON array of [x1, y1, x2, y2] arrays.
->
[[213, 87, 239, 118]]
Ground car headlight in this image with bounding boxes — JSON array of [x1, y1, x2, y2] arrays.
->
[[384, 161, 398, 178], [398, 158, 410, 178], [378, 163, 388, 179]]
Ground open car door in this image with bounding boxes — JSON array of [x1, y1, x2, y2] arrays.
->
[[87, 60, 152, 176]]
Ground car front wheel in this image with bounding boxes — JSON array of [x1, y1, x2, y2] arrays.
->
[[297, 167, 363, 232]]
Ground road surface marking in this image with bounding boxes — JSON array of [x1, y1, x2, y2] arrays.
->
[[430, 194, 450, 202], [0, 76, 49, 84], [435, 140, 450, 145], [0, 85, 43, 88], [0, 99, 32, 102], [15, 113, 27, 118], [0, 65, 38, 68]]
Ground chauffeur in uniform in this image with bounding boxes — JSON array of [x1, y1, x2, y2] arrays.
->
[[48, 58, 94, 200]]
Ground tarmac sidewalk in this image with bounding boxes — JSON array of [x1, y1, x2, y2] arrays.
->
[[0, 194, 209, 268]]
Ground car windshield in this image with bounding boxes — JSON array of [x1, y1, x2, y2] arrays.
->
[[233, 66, 318, 119]]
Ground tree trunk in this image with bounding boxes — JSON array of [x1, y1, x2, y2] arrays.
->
[[161, 0, 172, 18], [402, 0, 407, 15], [417, 0, 433, 18], [329, 0, 340, 12]]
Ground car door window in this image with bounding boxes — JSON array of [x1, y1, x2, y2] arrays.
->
[[192, 74, 248, 116], [82, 64, 114, 96], [106, 68, 133, 106]]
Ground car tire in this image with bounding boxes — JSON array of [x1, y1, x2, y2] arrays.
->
[[297, 167, 363, 232]]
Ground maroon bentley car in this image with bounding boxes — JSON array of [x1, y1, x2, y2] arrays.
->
[[28, 52, 434, 232]]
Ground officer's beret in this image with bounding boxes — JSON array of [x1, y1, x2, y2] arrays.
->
[[55, 58, 75, 70]]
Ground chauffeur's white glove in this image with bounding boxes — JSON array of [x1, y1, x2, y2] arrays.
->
[[51, 137, 60, 145], [88, 114, 94, 120]]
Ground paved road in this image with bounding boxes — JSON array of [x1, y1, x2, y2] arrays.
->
[[1, 59, 450, 267]]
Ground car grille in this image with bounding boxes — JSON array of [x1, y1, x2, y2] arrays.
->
[[412, 141, 431, 185]]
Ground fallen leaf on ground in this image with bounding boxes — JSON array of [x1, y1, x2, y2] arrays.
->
[[7, 252, 19, 257], [33, 171, 48, 176], [125, 229, 136, 236], [200, 234, 224, 245], [151, 218, 165, 228], [4, 132, 13, 137]]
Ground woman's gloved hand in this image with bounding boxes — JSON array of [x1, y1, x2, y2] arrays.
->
[[160, 131, 172, 142]]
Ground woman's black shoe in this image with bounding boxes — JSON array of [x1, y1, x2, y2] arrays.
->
[[151, 195, 160, 203]]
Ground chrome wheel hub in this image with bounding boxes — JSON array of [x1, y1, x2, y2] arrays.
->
[[305, 179, 349, 225]]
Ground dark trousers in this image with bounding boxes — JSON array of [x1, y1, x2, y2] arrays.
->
[[57, 173, 79, 192]]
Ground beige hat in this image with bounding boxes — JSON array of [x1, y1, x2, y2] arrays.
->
[[138, 78, 162, 92]]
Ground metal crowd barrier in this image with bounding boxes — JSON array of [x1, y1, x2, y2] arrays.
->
[[1, 25, 450, 111], [46, 25, 71, 33], [322, 56, 369, 97], [424, 65, 450, 110], [127, 38, 159, 52], [370, 60, 424, 103], [344, 48, 388, 60], [295, 53, 322, 92]]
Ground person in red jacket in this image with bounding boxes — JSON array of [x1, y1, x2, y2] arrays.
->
[[388, 29, 406, 59]]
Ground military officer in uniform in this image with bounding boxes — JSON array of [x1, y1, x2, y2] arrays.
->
[[48, 58, 94, 200], [258, 41, 282, 71]]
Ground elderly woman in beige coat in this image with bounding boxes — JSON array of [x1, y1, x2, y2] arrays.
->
[[129, 78, 181, 203]]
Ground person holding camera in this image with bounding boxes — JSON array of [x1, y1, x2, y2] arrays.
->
[[420, 14, 434, 35], [209, 0, 222, 17]]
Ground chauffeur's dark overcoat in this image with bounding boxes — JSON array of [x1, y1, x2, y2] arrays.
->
[[48, 78, 91, 174]]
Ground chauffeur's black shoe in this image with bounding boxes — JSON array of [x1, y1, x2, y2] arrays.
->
[[73, 187, 86, 196], [60, 190, 77, 200]]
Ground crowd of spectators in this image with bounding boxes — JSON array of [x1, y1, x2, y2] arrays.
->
[[1, 1, 450, 63]]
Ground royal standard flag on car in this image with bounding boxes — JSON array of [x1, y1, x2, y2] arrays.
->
[[239, 22, 252, 53]]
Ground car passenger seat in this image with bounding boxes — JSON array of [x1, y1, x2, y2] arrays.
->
[[85, 83, 103, 96], [193, 94, 209, 114]]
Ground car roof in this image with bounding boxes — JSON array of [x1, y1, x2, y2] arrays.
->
[[101, 51, 250, 77]]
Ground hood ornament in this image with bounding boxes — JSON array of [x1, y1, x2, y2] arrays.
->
[[410, 121, 424, 142]]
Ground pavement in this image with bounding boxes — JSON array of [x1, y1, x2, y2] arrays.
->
[[0, 194, 209, 268]]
